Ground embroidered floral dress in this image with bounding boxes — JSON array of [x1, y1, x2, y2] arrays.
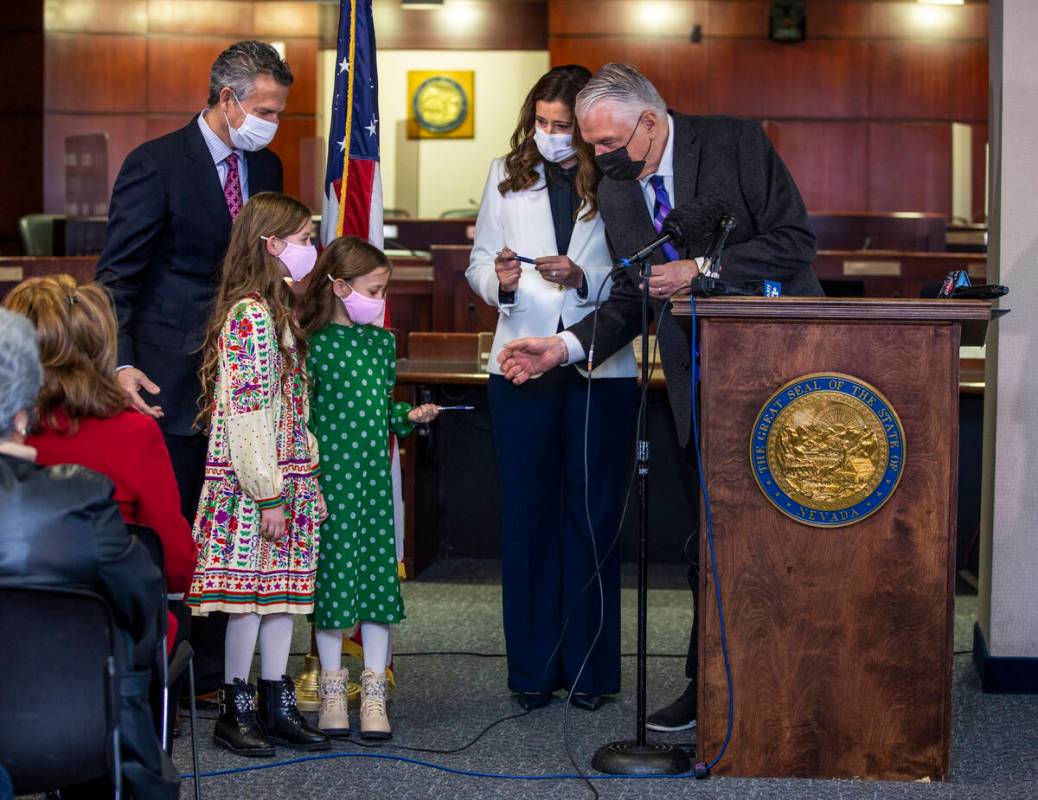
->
[[308, 322, 413, 629], [188, 296, 322, 616]]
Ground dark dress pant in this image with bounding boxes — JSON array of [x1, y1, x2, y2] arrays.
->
[[488, 368, 637, 695]]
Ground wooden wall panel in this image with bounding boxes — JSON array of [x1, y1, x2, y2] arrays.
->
[[868, 123, 952, 215], [869, 41, 987, 122], [804, 1, 869, 39], [709, 39, 870, 119], [43, 0, 146, 34], [766, 122, 868, 212], [283, 36, 318, 117], [40, 0, 320, 215], [549, 0, 989, 216], [550, 34, 709, 113], [269, 117, 316, 201], [146, 36, 238, 113], [43, 113, 147, 215], [549, 0, 704, 35], [868, 2, 989, 40], [147, 1, 253, 36], [253, 2, 320, 38], [706, 0, 768, 37], [371, 0, 547, 51], [44, 33, 146, 112]]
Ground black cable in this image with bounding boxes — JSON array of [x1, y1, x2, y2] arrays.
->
[[349, 708, 532, 756]]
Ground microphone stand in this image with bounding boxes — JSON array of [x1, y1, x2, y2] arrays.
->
[[592, 256, 691, 776]]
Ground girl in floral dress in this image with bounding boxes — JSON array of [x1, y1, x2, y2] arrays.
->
[[297, 236, 439, 740], [188, 192, 328, 757]]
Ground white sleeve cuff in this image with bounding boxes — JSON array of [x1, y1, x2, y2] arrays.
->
[[557, 331, 586, 366]]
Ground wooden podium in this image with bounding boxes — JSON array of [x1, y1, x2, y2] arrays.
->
[[669, 297, 992, 781]]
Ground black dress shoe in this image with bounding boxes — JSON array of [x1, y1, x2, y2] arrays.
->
[[213, 679, 275, 757], [257, 675, 331, 751], [568, 693, 608, 711], [646, 681, 697, 732], [514, 691, 553, 710]]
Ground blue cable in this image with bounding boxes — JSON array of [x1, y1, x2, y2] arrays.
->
[[178, 749, 703, 782], [688, 292, 735, 772]]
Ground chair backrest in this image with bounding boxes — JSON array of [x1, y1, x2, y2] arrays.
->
[[127, 523, 164, 573], [0, 585, 118, 794], [17, 214, 63, 256]]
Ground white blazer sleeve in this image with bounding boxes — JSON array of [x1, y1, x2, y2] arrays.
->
[[466, 158, 516, 313], [576, 258, 613, 308]]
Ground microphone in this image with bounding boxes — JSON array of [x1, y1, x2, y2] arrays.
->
[[618, 194, 726, 267], [703, 213, 737, 271]]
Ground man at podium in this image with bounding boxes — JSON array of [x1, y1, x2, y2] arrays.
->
[[499, 62, 822, 733]]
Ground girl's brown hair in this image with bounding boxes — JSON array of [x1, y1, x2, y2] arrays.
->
[[297, 236, 392, 336], [498, 64, 599, 221], [3, 274, 126, 432], [196, 191, 312, 429]]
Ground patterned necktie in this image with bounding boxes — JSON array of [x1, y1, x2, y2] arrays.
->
[[224, 153, 243, 221], [649, 175, 680, 262]]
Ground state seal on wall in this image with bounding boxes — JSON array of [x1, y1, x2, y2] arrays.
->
[[750, 373, 905, 528]]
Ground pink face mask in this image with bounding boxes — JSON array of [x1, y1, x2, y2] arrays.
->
[[328, 274, 385, 325], [263, 237, 317, 282]]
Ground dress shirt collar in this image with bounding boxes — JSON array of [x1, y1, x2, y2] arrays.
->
[[641, 113, 675, 187], [197, 109, 242, 166]]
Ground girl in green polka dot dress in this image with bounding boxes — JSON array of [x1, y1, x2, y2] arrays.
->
[[299, 236, 439, 740]]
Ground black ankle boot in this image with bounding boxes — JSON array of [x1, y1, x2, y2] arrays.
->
[[257, 675, 330, 751], [213, 679, 275, 757]]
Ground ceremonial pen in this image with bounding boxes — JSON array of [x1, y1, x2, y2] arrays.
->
[[496, 250, 537, 265], [437, 405, 475, 412]]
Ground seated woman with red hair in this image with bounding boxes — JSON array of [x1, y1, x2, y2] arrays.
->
[[4, 275, 196, 648]]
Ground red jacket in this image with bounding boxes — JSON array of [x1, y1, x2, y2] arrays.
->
[[29, 409, 197, 648]]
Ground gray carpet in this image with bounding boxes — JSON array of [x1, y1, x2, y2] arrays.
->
[[172, 560, 1038, 800]]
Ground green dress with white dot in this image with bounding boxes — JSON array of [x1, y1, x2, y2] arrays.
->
[[307, 321, 414, 629]]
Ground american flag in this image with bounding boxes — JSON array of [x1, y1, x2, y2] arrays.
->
[[321, 0, 383, 248], [321, 0, 406, 579]]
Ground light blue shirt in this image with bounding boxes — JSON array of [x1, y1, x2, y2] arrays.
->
[[197, 110, 249, 201]]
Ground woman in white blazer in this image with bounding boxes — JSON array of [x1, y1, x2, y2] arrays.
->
[[467, 66, 637, 712]]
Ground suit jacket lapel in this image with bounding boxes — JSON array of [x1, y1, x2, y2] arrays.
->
[[182, 120, 232, 231], [672, 113, 700, 208]]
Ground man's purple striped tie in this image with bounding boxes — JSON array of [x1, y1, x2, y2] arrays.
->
[[649, 175, 680, 262]]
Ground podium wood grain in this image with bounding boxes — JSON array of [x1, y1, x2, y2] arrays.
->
[[696, 316, 960, 780]]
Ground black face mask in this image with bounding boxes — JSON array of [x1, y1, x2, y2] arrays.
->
[[595, 114, 651, 182]]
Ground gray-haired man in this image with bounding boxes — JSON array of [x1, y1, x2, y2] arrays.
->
[[500, 63, 821, 731], [97, 40, 293, 693]]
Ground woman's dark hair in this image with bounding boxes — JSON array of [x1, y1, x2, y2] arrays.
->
[[498, 64, 599, 221]]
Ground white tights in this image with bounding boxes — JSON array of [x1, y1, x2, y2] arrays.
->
[[224, 612, 296, 684], [315, 622, 391, 674]]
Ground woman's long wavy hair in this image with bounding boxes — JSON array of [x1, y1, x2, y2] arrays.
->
[[498, 64, 599, 221], [297, 236, 392, 337], [3, 274, 126, 433], [195, 191, 312, 430]]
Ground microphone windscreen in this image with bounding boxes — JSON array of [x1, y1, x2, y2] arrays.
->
[[661, 193, 729, 247]]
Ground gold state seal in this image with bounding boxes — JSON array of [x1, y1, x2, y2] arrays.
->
[[750, 373, 905, 528]]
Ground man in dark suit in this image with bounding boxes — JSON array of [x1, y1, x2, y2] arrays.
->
[[96, 40, 293, 692], [499, 63, 821, 732]]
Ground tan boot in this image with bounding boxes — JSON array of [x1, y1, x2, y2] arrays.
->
[[319, 668, 351, 738], [359, 669, 391, 740]]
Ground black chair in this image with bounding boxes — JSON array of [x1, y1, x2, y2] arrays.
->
[[127, 524, 201, 800], [0, 586, 123, 797]]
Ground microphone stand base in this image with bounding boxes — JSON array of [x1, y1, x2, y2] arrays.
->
[[591, 740, 691, 775]]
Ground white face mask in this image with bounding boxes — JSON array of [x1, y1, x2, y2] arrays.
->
[[534, 127, 576, 164], [224, 92, 278, 151]]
